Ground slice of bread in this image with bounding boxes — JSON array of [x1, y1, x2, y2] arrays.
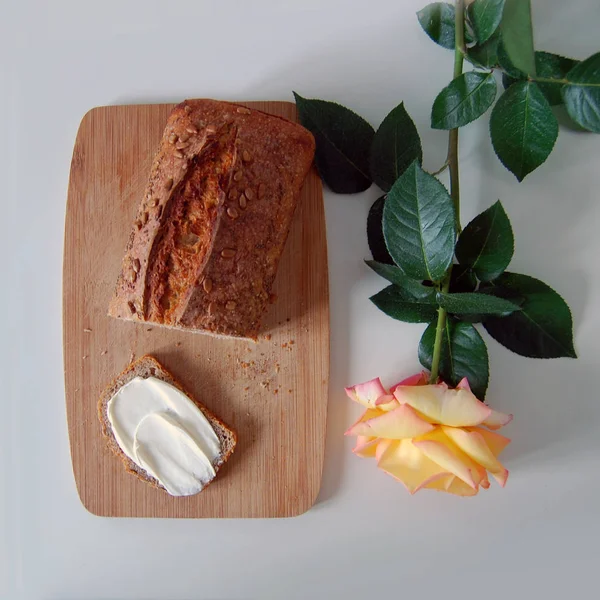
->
[[98, 354, 236, 494]]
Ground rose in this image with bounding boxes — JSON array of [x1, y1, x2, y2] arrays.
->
[[345, 374, 512, 496]]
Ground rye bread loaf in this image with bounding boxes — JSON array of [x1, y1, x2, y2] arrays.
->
[[98, 354, 236, 493], [108, 99, 315, 339]]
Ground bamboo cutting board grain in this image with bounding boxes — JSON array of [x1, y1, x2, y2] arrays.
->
[[63, 101, 329, 518]]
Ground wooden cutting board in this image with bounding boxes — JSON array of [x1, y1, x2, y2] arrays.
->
[[63, 101, 329, 518]]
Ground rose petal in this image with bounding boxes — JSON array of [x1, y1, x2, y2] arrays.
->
[[471, 427, 511, 457], [394, 384, 492, 427], [345, 404, 435, 439], [389, 372, 428, 393], [446, 477, 480, 496], [375, 438, 392, 462], [482, 408, 513, 430], [353, 436, 379, 458], [345, 378, 387, 408], [413, 429, 480, 489], [377, 439, 450, 494], [344, 408, 381, 436], [374, 394, 398, 412], [456, 377, 471, 391], [442, 426, 509, 487]]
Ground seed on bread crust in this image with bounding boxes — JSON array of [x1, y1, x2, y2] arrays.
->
[[203, 278, 213, 293], [242, 150, 252, 162], [236, 107, 251, 115], [164, 178, 174, 191], [233, 170, 243, 181], [221, 248, 236, 258], [227, 207, 239, 219], [239, 194, 247, 209], [258, 183, 266, 199], [226, 300, 237, 310], [245, 187, 255, 201]]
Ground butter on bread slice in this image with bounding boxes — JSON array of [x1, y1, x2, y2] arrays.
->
[[98, 354, 236, 494]]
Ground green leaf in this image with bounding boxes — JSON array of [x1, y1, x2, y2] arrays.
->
[[383, 162, 456, 282], [562, 52, 600, 133], [431, 71, 497, 130], [417, 3, 457, 50], [371, 285, 438, 323], [467, 31, 501, 68], [500, 0, 536, 76], [497, 38, 523, 79], [370, 103, 423, 192], [483, 272, 576, 358], [468, 0, 505, 44], [437, 291, 521, 316], [450, 264, 477, 293], [365, 261, 436, 302], [489, 81, 558, 181], [367, 196, 393, 265], [536, 52, 578, 106], [502, 51, 578, 106], [455, 200, 514, 281], [293, 92, 374, 193], [419, 320, 490, 399]]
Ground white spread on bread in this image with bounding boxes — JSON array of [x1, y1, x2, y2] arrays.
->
[[106, 376, 221, 496]]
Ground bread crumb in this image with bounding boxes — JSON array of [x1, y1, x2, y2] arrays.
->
[[83, 328, 92, 333], [244, 386, 249, 391], [101, 350, 107, 356], [260, 381, 269, 389], [286, 317, 291, 322], [274, 389, 279, 395], [281, 342, 288, 348], [288, 389, 293, 393], [289, 339, 295, 345], [275, 364, 280, 373], [82, 355, 87, 360], [264, 334, 272, 341], [147, 327, 153, 332], [176, 342, 182, 347]]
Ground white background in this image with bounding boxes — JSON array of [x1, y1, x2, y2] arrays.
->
[[2, 0, 600, 598]]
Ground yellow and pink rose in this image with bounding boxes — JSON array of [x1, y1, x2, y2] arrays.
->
[[345, 374, 512, 496]]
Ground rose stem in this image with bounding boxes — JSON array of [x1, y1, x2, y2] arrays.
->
[[429, 0, 465, 384]]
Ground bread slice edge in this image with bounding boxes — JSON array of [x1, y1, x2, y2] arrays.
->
[[98, 354, 237, 494]]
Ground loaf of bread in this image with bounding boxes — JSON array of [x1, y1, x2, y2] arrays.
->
[[98, 354, 237, 493], [108, 99, 315, 339]]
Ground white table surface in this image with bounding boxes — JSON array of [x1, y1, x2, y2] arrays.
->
[[3, 0, 600, 598]]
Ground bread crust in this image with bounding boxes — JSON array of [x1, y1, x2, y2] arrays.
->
[[98, 354, 237, 494], [108, 99, 315, 339]]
